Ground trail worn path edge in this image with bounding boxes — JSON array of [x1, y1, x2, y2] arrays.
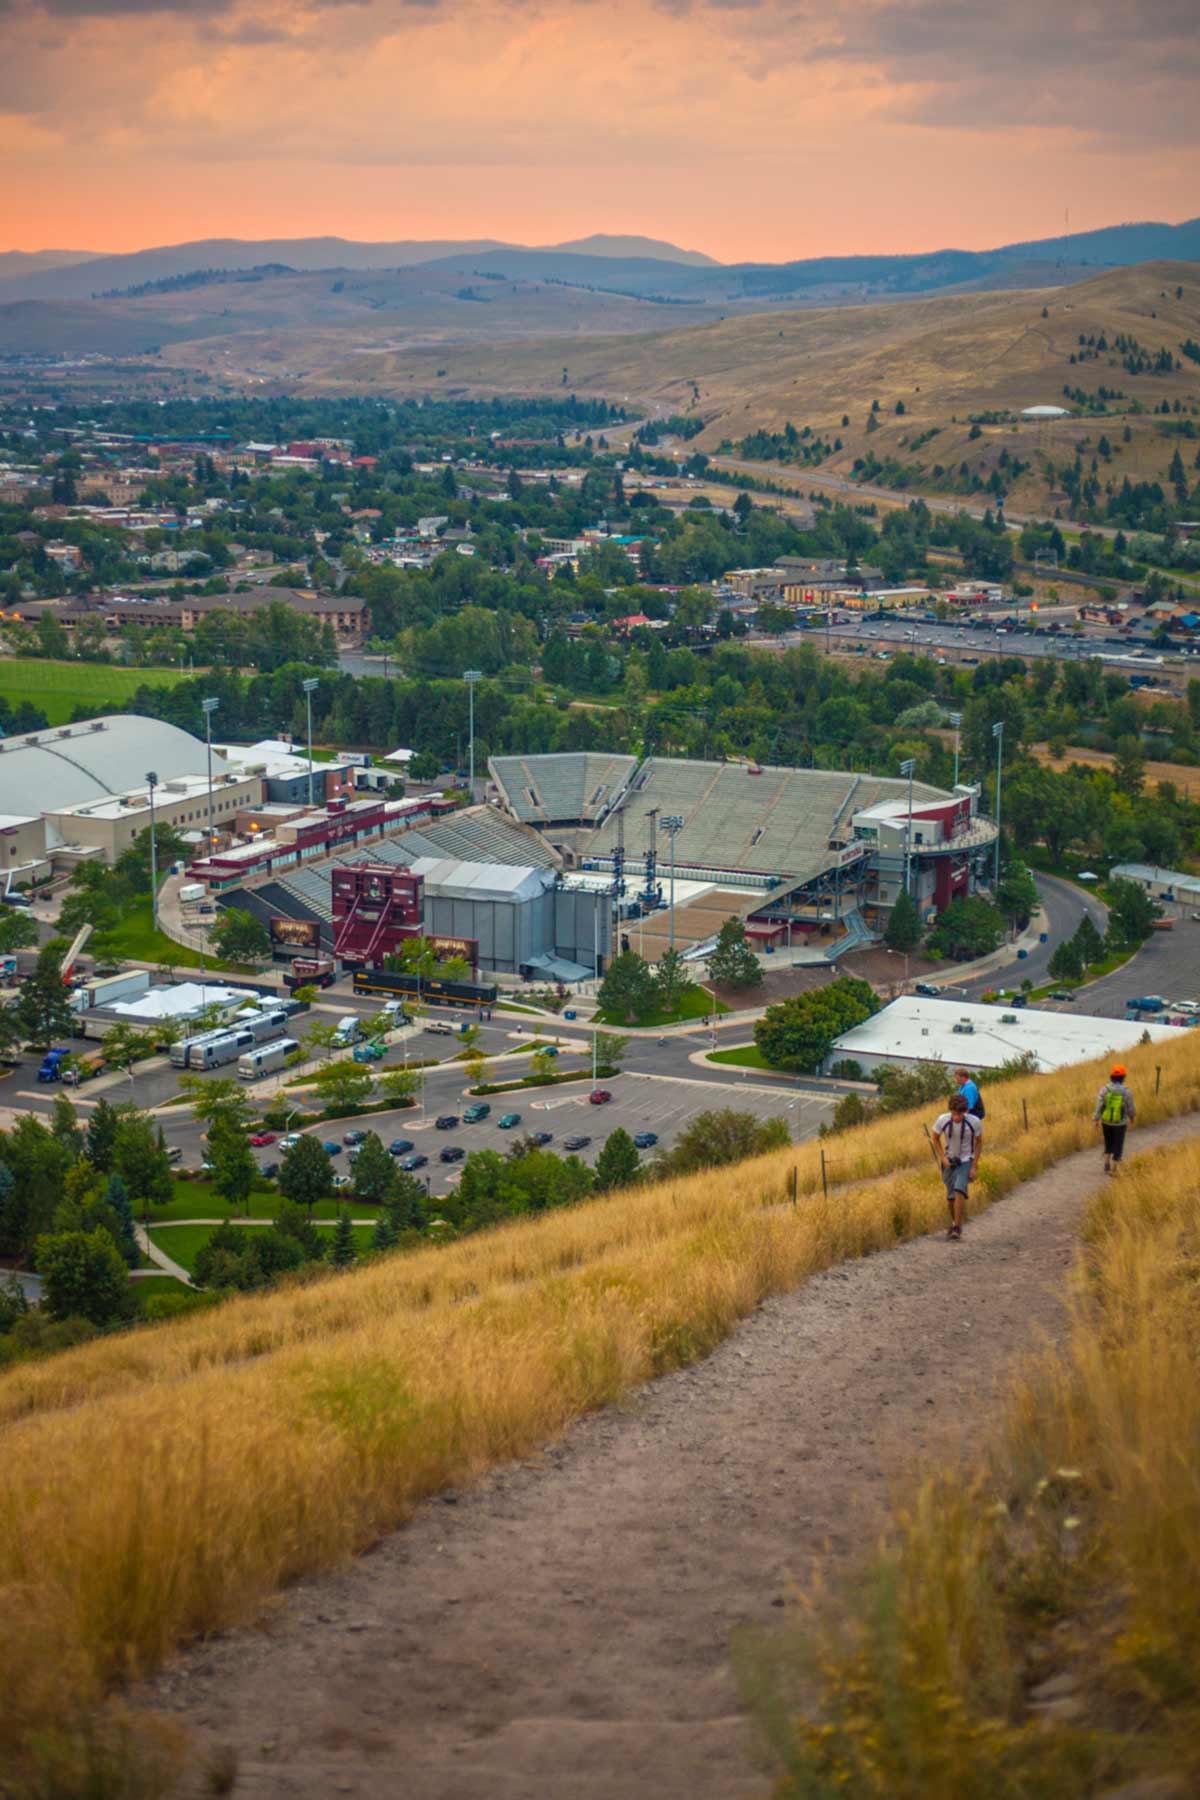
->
[[148, 1114, 1200, 1799]]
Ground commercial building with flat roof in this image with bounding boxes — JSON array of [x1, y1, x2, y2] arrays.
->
[[826, 995, 1186, 1076]]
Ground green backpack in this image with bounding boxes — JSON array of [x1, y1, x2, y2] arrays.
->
[[1101, 1087, 1126, 1125]]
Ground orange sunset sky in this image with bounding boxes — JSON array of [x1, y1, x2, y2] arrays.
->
[[2, 0, 1197, 259]]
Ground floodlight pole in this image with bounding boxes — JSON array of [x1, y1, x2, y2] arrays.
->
[[146, 771, 158, 934], [993, 720, 1005, 890], [302, 678, 319, 808], [464, 669, 482, 797], [201, 696, 219, 853], [662, 815, 683, 959], [900, 758, 916, 900], [949, 712, 962, 789]]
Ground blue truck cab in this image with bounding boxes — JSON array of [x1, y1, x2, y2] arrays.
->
[[37, 1048, 71, 1083]]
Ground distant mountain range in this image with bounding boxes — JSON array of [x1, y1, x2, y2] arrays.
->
[[1, 217, 1195, 308]]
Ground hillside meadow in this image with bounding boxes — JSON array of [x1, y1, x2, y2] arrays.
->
[[3, 1031, 1200, 1788], [745, 1128, 1200, 1796]]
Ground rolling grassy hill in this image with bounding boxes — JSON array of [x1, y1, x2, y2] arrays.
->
[[309, 261, 1200, 517], [3, 1031, 1200, 1790]]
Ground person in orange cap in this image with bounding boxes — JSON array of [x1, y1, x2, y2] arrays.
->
[[1093, 1064, 1135, 1175]]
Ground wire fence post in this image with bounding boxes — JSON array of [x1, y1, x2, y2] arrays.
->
[[790, 1166, 798, 1208], [820, 1149, 828, 1200], [1156, 1064, 1162, 1094], [1022, 1097, 1029, 1132]]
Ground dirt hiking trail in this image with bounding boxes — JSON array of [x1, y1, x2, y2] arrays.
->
[[149, 1116, 1200, 1799]]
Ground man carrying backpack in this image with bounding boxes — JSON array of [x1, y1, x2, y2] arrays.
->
[[1094, 1065, 1135, 1175], [954, 1067, 984, 1120], [932, 1091, 982, 1241]]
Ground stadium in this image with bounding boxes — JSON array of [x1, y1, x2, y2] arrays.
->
[[216, 750, 997, 981]]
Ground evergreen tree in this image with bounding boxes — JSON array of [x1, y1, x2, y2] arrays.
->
[[653, 947, 691, 1015], [594, 1128, 640, 1191], [50, 1092, 83, 1159], [883, 888, 922, 953], [113, 1112, 174, 1218], [85, 1097, 119, 1173], [352, 1132, 397, 1205], [16, 942, 77, 1046], [208, 1113, 258, 1216], [371, 1210, 400, 1253], [1048, 938, 1084, 982], [331, 1210, 356, 1268], [390, 1170, 428, 1234], [104, 1171, 139, 1269], [597, 951, 659, 1024], [708, 918, 764, 988], [1070, 912, 1105, 968]]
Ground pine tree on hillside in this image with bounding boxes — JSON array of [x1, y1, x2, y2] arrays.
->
[[331, 1211, 356, 1268], [884, 888, 922, 953]]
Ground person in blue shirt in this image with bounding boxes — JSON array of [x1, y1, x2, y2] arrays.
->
[[954, 1067, 982, 1116]]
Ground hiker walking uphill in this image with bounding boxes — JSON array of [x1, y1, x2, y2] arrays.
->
[[1095, 1065, 1135, 1175], [932, 1091, 982, 1242]]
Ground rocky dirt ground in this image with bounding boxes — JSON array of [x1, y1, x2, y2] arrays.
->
[[146, 1114, 1200, 1798]]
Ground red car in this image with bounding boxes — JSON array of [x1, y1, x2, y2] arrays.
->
[[588, 1089, 613, 1105], [249, 1131, 277, 1147]]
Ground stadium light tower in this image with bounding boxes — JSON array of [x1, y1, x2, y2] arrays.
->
[[992, 720, 1005, 890], [201, 696, 219, 850], [464, 669, 482, 796], [899, 759, 916, 899], [301, 678, 319, 808], [145, 772, 158, 934], [948, 712, 962, 789], [661, 814, 684, 957]]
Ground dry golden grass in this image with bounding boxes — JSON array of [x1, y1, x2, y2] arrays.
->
[[2, 1032, 1199, 1788], [1030, 740, 1200, 798], [305, 261, 1200, 510], [744, 1129, 1200, 1797]]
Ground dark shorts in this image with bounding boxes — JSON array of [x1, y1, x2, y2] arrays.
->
[[1102, 1123, 1127, 1160], [943, 1160, 972, 1197]]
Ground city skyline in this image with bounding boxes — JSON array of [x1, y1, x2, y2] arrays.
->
[[2, 0, 1198, 259]]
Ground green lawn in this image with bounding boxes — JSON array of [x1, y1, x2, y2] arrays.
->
[[707, 1044, 773, 1070], [596, 986, 730, 1029], [0, 658, 191, 726], [133, 1274, 190, 1302], [149, 1219, 374, 1274], [99, 910, 258, 974]]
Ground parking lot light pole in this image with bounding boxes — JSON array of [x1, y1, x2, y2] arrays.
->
[[302, 678, 319, 808], [143, 771, 160, 934], [464, 669, 482, 797], [992, 720, 1005, 890]]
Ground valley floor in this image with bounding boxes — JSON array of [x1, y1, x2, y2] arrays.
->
[[145, 1116, 1200, 1796]]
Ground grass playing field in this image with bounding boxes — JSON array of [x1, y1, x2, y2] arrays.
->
[[0, 658, 192, 726]]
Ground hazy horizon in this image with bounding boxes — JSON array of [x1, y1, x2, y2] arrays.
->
[[2, 0, 1197, 260]]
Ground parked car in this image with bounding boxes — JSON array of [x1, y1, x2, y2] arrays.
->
[[249, 1131, 277, 1147], [280, 1133, 303, 1150], [439, 1146, 465, 1164], [589, 1089, 613, 1105], [564, 1134, 591, 1152], [463, 1103, 491, 1123], [633, 1132, 658, 1149], [322, 1141, 342, 1156], [498, 1112, 522, 1129], [399, 1152, 428, 1171], [530, 1131, 554, 1146], [260, 1161, 279, 1179], [165, 1145, 184, 1164], [914, 982, 940, 998], [342, 1130, 367, 1146], [435, 1114, 459, 1131], [1047, 990, 1076, 1003], [388, 1138, 414, 1156], [332, 1174, 351, 1190]]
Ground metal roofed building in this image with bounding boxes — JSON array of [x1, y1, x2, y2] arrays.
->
[[825, 996, 1186, 1076], [409, 857, 610, 975], [0, 715, 235, 816], [1110, 862, 1200, 905]]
